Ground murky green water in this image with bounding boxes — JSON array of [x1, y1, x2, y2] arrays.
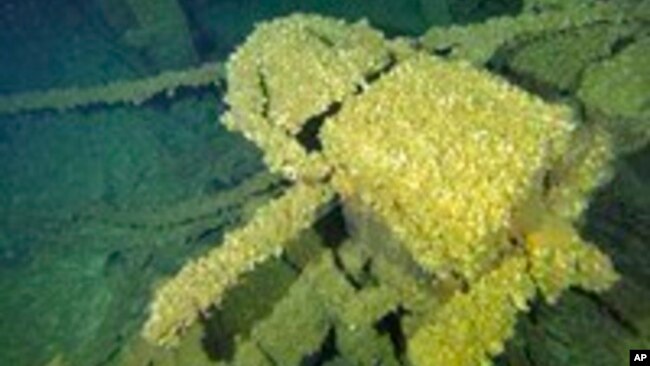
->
[[1, 1, 648, 365]]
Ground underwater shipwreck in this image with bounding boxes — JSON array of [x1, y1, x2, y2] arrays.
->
[[0, 0, 649, 365]]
